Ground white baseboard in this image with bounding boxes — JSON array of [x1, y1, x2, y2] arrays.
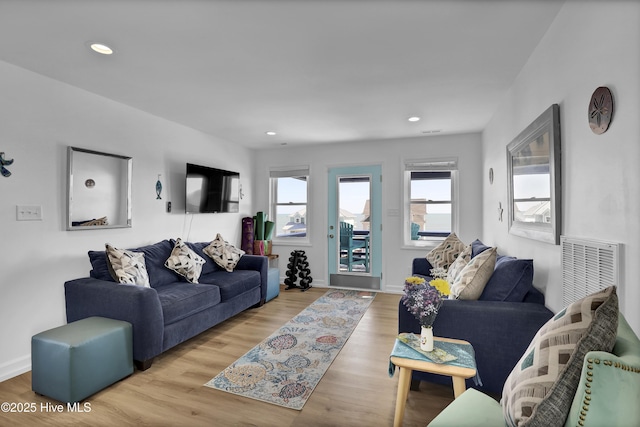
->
[[0, 355, 31, 383]]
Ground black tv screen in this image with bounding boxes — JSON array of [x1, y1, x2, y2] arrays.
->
[[185, 163, 240, 213]]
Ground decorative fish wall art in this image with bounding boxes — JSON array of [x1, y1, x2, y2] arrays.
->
[[156, 174, 162, 199], [1, 152, 14, 177]]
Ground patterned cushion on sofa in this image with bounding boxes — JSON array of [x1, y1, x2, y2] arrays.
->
[[90, 240, 179, 287], [501, 286, 618, 427], [449, 247, 496, 300], [165, 238, 206, 283], [204, 233, 245, 273], [426, 233, 466, 270], [105, 244, 150, 287], [447, 244, 472, 284]]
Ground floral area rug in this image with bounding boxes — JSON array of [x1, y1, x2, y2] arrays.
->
[[204, 289, 376, 410]]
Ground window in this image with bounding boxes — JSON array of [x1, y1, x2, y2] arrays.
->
[[404, 158, 458, 245], [269, 166, 310, 241]]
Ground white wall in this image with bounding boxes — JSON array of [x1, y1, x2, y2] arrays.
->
[[482, 1, 640, 334], [253, 133, 483, 294], [0, 60, 255, 381]]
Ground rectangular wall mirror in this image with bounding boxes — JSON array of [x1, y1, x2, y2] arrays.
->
[[67, 146, 132, 230], [506, 104, 561, 244]]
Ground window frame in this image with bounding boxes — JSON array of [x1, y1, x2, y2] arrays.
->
[[269, 166, 311, 245], [403, 158, 459, 248]]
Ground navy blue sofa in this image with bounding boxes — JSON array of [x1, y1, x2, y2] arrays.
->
[[65, 239, 267, 370], [398, 239, 554, 395]]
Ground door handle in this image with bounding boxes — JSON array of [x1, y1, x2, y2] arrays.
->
[[329, 234, 334, 238]]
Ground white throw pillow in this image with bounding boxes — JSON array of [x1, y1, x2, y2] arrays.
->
[[105, 243, 150, 287], [449, 247, 496, 300], [165, 238, 206, 283], [204, 233, 246, 273]]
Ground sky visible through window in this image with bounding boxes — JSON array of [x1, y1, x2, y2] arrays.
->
[[411, 178, 451, 213], [513, 174, 550, 199], [339, 181, 369, 214]]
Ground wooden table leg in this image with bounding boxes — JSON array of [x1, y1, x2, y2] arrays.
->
[[451, 376, 466, 398], [393, 367, 412, 427]]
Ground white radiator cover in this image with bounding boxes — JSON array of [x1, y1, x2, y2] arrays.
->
[[561, 236, 620, 306]]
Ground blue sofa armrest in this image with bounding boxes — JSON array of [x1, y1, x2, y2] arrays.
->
[[64, 277, 164, 363], [235, 255, 268, 304], [399, 298, 553, 394], [412, 258, 434, 277]]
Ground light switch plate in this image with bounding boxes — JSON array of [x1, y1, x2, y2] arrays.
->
[[17, 205, 43, 221]]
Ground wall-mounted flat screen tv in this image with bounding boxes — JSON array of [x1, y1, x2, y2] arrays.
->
[[185, 163, 240, 213]]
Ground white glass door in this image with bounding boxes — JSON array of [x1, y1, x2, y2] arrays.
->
[[328, 165, 381, 290]]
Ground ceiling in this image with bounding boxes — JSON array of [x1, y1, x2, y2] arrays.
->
[[0, 0, 565, 149]]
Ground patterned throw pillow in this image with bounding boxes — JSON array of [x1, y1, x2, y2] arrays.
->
[[502, 286, 618, 427], [203, 233, 246, 273], [446, 244, 472, 284], [426, 233, 466, 270], [449, 247, 496, 300], [164, 238, 206, 283], [105, 243, 150, 287]]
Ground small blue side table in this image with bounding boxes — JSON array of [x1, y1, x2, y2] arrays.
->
[[266, 255, 280, 302]]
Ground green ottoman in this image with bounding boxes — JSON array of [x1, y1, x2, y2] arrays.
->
[[31, 316, 133, 403]]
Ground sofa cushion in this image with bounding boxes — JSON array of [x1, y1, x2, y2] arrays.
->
[[89, 250, 115, 282], [130, 240, 181, 287], [501, 286, 618, 427], [105, 244, 150, 287], [450, 247, 496, 300], [164, 238, 206, 283], [90, 240, 179, 288], [426, 233, 466, 271], [471, 239, 493, 258], [154, 282, 221, 325], [200, 270, 260, 301], [185, 241, 221, 275], [446, 244, 472, 284], [479, 256, 534, 302], [203, 234, 245, 272]]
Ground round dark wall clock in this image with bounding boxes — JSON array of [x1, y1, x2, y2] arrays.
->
[[589, 86, 614, 134]]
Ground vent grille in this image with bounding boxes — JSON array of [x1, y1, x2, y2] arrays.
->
[[561, 236, 620, 306]]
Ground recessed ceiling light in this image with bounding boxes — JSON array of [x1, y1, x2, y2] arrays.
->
[[90, 43, 114, 55], [265, 131, 277, 136], [408, 116, 421, 122]]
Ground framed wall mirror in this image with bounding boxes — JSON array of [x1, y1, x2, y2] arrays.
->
[[67, 146, 132, 230], [506, 104, 561, 244]]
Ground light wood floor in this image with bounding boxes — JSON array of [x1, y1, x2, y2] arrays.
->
[[0, 287, 456, 426]]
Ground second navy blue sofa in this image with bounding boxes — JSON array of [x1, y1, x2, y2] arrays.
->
[[399, 239, 554, 395]]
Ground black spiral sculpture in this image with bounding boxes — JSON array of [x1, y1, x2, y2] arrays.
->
[[284, 250, 313, 291]]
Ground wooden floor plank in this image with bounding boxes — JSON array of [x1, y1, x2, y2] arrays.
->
[[0, 287, 455, 426]]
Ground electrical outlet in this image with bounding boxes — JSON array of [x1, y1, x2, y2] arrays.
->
[[166, 201, 172, 213], [17, 205, 43, 221]]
